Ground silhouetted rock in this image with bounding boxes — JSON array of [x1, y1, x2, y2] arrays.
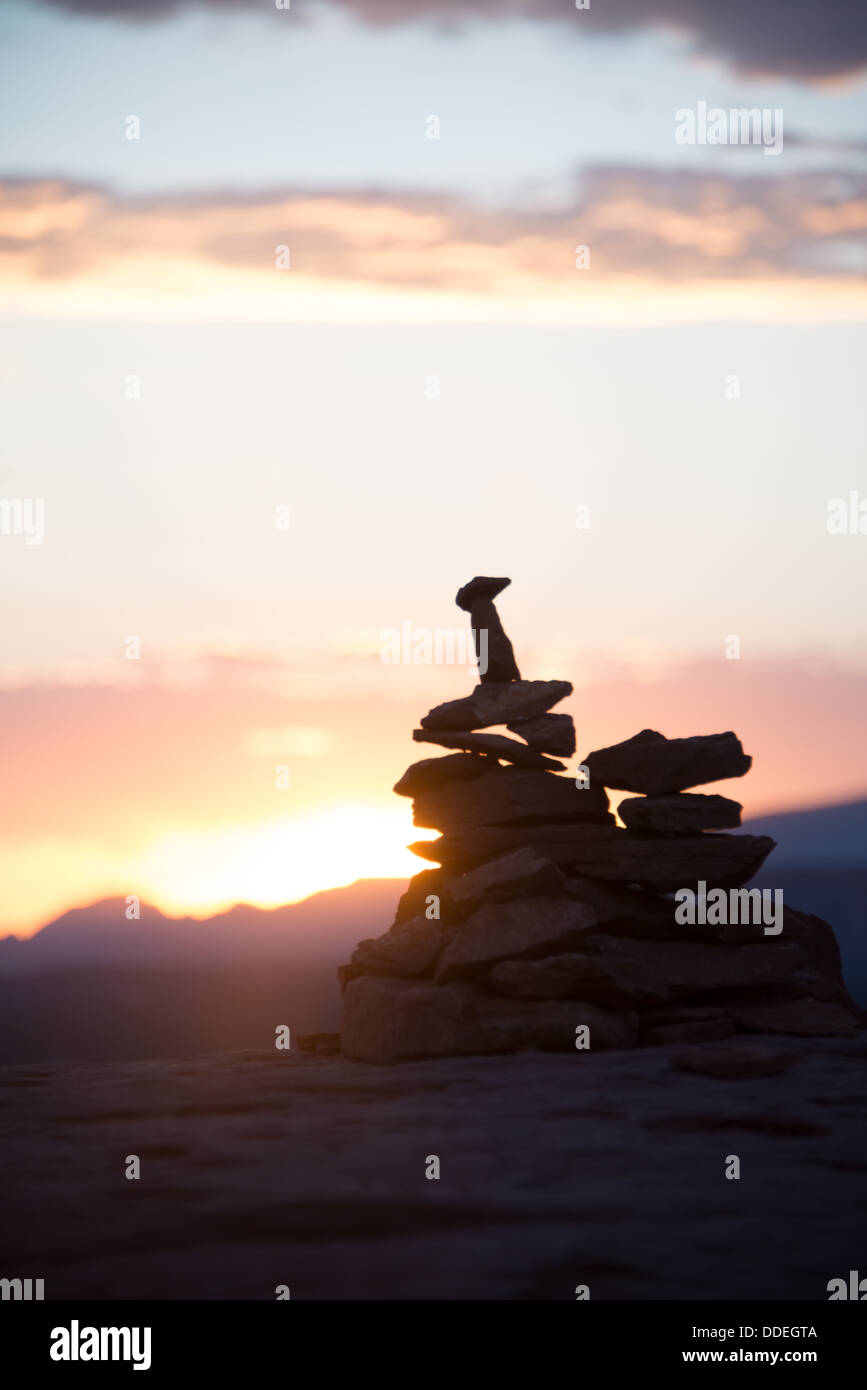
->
[[393, 868, 445, 925], [584, 729, 751, 794], [434, 898, 597, 982], [455, 576, 512, 610], [583, 935, 808, 997], [445, 849, 564, 915], [351, 915, 443, 978], [393, 753, 488, 798], [454, 575, 520, 682], [338, 576, 862, 1063], [412, 728, 565, 771], [411, 767, 611, 832], [411, 824, 776, 889], [489, 952, 664, 1006], [338, 962, 364, 993], [341, 974, 636, 1063], [420, 679, 573, 731], [619, 792, 742, 834], [562, 877, 682, 938], [508, 713, 576, 756]]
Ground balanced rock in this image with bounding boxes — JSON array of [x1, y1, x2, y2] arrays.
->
[[562, 877, 685, 939], [508, 713, 576, 757], [444, 848, 565, 915], [454, 575, 520, 683], [474, 995, 636, 1056], [619, 792, 742, 835], [767, 907, 851, 989], [351, 914, 443, 978], [584, 729, 751, 794], [489, 952, 664, 1007], [412, 767, 611, 833], [420, 679, 572, 732], [433, 897, 598, 983], [394, 867, 444, 924], [339, 574, 861, 1063], [411, 823, 776, 890], [393, 753, 488, 798], [412, 728, 565, 771], [581, 935, 808, 998]]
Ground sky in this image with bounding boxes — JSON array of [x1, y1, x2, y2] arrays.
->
[[1, 0, 866, 934]]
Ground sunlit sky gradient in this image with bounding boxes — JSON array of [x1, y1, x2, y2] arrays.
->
[[1, 0, 866, 934]]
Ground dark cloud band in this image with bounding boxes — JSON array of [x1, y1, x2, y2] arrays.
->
[[26, 0, 867, 82]]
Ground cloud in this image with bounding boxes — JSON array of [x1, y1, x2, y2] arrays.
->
[[26, 0, 867, 82], [0, 167, 865, 321]]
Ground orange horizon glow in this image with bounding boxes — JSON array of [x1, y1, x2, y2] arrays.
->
[[0, 801, 435, 938], [4, 783, 866, 940], [3, 645, 867, 940]]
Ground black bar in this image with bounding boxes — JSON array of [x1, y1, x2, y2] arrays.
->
[[2, 1300, 862, 1377]]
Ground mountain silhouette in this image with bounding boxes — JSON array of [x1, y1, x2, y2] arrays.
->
[[1, 799, 865, 1065], [0, 879, 407, 1064], [0, 878, 404, 973]]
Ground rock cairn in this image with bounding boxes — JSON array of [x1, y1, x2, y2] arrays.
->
[[340, 578, 861, 1063]]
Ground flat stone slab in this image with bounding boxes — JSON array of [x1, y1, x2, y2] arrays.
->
[[508, 713, 576, 757], [342, 975, 636, 1062], [393, 754, 489, 798], [412, 728, 565, 771], [445, 849, 565, 915], [489, 952, 665, 1005], [453, 576, 521, 682], [455, 576, 512, 610], [581, 934, 809, 998], [351, 915, 443, 979], [420, 680, 573, 732], [584, 729, 751, 795], [1, 1040, 865, 1298], [619, 792, 742, 835], [433, 897, 599, 983], [411, 768, 611, 832], [411, 823, 776, 890]]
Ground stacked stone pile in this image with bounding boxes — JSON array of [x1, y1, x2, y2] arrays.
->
[[340, 578, 861, 1063]]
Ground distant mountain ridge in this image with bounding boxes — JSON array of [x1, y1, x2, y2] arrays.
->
[[743, 797, 867, 868], [0, 878, 406, 973], [1, 802, 864, 1064], [1, 798, 865, 996]]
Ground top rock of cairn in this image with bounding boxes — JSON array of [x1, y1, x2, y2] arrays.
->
[[454, 574, 521, 683], [338, 578, 861, 1063]]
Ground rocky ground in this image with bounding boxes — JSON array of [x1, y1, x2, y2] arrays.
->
[[2, 1034, 866, 1300]]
